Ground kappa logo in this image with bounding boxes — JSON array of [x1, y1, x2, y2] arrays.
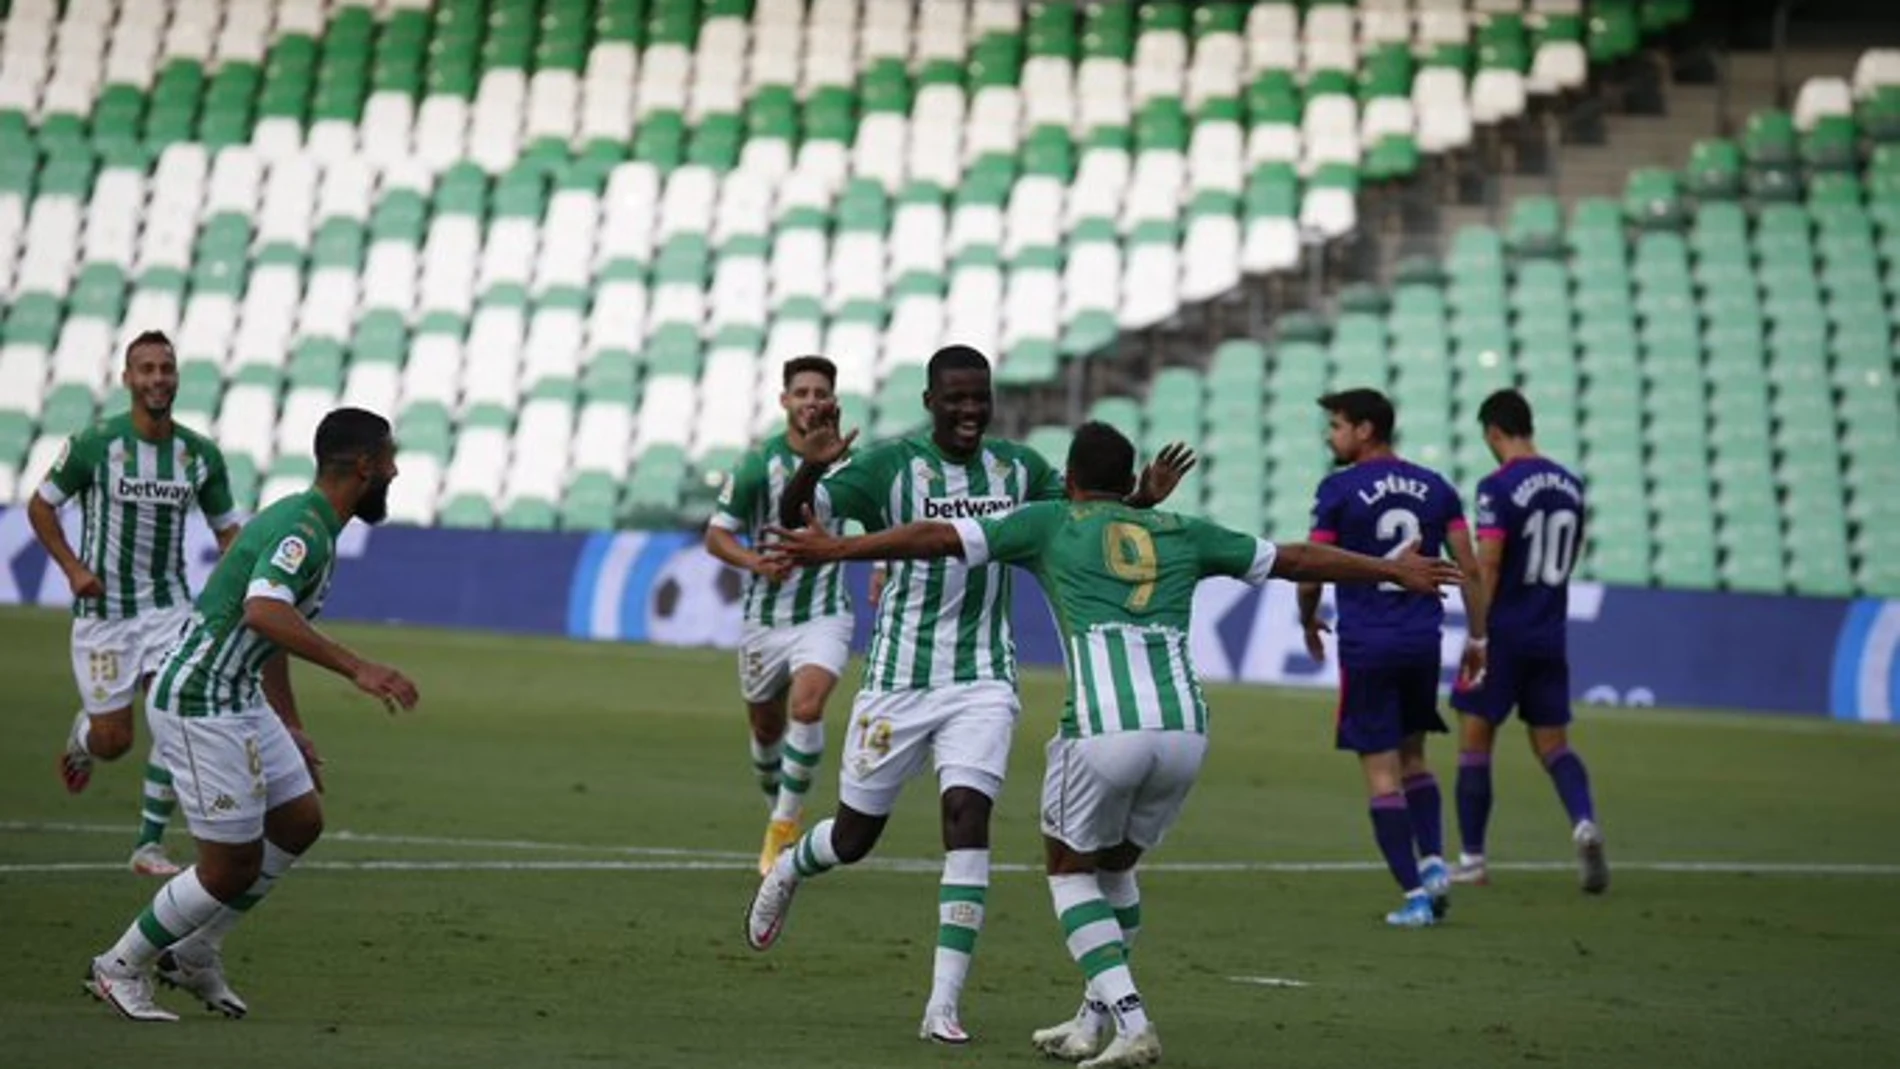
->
[[211, 793, 238, 813], [270, 536, 308, 574]]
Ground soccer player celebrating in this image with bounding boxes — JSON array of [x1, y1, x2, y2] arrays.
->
[[704, 356, 856, 875], [1449, 389, 1608, 893], [83, 408, 419, 1022], [29, 331, 242, 877], [767, 421, 1462, 1068], [745, 345, 1190, 1044], [1298, 389, 1489, 928]]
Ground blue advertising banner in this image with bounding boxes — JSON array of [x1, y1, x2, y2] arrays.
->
[[1, 506, 1890, 724]]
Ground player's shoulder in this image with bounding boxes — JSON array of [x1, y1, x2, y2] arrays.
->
[[169, 420, 225, 459], [69, 413, 129, 449], [984, 436, 1046, 465]]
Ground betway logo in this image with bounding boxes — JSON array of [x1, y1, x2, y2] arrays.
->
[[922, 496, 1015, 521], [114, 477, 191, 505]]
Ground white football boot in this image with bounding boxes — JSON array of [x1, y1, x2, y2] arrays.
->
[[1032, 1000, 1108, 1061], [1079, 1026, 1162, 1069], [158, 944, 249, 1018], [85, 956, 178, 1022], [128, 843, 182, 877], [919, 1002, 970, 1045], [745, 859, 800, 951], [1574, 819, 1610, 894]]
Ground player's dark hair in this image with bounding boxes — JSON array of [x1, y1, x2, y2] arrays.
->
[[1478, 388, 1535, 438], [1317, 388, 1395, 444], [124, 330, 174, 364], [1067, 421, 1137, 496], [782, 355, 837, 389], [314, 407, 392, 475], [926, 344, 991, 390]]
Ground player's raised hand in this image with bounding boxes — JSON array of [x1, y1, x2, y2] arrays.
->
[[290, 727, 325, 793], [752, 553, 795, 584], [1136, 442, 1198, 505], [64, 563, 104, 600], [1388, 539, 1464, 595], [796, 400, 859, 466], [353, 661, 420, 713], [763, 505, 844, 565]]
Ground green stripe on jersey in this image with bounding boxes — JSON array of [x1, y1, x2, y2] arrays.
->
[[150, 438, 177, 610], [115, 434, 139, 617]]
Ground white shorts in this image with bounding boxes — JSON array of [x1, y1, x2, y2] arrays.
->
[[1040, 732, 1209, 853], [838, 680, 1020, 817], [146, 703, 315, 844], [737, 616, 854, 704], [70, 607, 192, 714]]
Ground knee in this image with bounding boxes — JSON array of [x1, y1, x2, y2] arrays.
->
[[788, 693, 825, 725], [199, 851, 263, 900], [940, 788, 993, 847], [830, 817, 879, 865], [89, 717, 135, 760]]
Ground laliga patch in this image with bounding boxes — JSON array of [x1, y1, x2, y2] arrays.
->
[[270, 535, 308, 574]]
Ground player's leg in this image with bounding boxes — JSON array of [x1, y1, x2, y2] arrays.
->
[[86, 708, 271, 1021], [158, 712, 322, 1017], [1339, 667, 1433, 927], [739, 624, 791, 805], [1453, 714, 1500, 883], [1398, 662, 1452, 914], [60, 619, 139, 792], [762, 616, 852, 867], [746, 691, 920, 951], [1522, 656, 1607, 893], [128, 608, 192, 874], [919, 683, 1018, 1043]]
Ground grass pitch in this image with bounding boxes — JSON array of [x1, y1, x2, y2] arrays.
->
[[2, 606, 1896, 1068]]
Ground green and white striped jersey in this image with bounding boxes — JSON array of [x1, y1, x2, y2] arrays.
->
[[153, 489, 342, 718], [710, 432, 850, 628], [38, 414, 239, 620], [816, 433, 1063, 692], [953, 500, 1279, 739]]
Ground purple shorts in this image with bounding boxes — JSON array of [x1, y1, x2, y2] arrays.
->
[[1334, 660, 1449, 755], [1451, 648, 1573, 728]]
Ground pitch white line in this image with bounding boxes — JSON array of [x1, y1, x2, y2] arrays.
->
[[4, 821, 1898, 876], [1229, 976, 1312, 988]]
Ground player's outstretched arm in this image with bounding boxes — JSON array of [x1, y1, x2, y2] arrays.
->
[[243, 598, 420, 713], [705, 525, 791, 584], [1272, 539, 1462, 594], [766, 512, 963, 566], [1125, 442, 1198, 509]]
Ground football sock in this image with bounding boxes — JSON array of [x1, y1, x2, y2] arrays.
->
[[174, 842, 300, 955], [1076, 868, 1143, 1027], [772, 720, 823, 823], [786, 818, 841, 879], [1049, 874, 1150, 1038], [136, 762, 175, 848], [1456, 751, 1494, 858], [1403, 772, 1444, 863], [749, 736, 782, 800], [1370, 793, 1423, 893], [1542, 745, 1597, 826], [929, 849, 990, 1010], [104, 866, 222, 969]]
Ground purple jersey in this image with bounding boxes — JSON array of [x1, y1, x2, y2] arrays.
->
[[1310, 457, 1467, 666], [1473, 456, 1586, 656]]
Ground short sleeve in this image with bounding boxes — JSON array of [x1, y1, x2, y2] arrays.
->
[[709, 449, 765, 533], [818, 448, 891, 530], [956, 501, 1062, 566], [246, 523, 331, 605], [1190, 517, 1279, 585], [195, 443, 240, 529], [1308, 478, 1342, 544], [36, 431, 102, 505], [1473, 476, 1508, 541], [1023, 448, 1065, 502]]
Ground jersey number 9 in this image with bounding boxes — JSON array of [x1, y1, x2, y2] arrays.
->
[[1104, 522, 1158, 612]]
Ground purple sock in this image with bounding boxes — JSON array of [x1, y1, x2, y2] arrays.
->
[[1402, 773, 1444, 859], [1456, 752, 1494, 856], [1369, 793, 1422, 893], [1542, 746, 1596, 826]]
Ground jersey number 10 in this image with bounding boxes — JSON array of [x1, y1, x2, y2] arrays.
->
[[1522, 509, 1580, 587]]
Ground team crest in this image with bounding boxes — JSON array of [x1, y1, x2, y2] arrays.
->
[[270, 536, 308, 574]]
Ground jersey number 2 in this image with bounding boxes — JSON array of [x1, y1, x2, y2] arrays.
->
[[1104, 522, 1158, 611], [1376, 509, 1422, 592]]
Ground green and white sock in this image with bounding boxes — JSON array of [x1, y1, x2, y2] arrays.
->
[[1076, 868, 1143, 1026], [1049, 873, 1149, 1038], [929, 848, 989, 1009], [749, 736, 782, 801], [772, 721, 823, 823], [786, 818, 841, 879], [175, 842, 300, 955], [136, 762, 175, 848], [104, 866, 223, 969]]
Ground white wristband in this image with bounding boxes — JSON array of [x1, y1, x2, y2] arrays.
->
[[1466, 636, 1488, 648]]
